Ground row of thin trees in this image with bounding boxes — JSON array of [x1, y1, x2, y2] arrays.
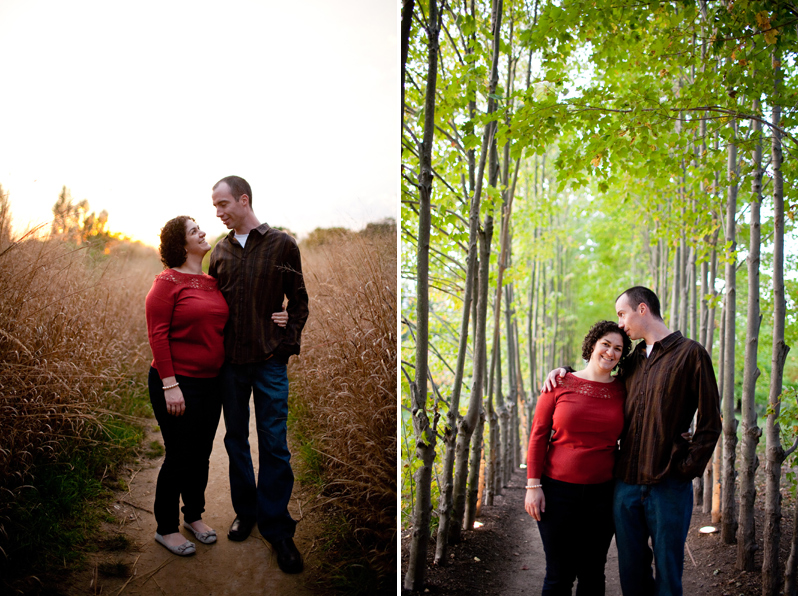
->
[[401, 0, 798, 593]]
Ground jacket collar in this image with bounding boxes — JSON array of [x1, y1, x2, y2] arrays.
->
[[226, 222, 271, 242], [634, 330, 683, 358]]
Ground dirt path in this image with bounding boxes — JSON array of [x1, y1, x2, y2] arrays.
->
[[402, 468, 794, 595], [401, 469, 621, 595], [68, 405, 329, 596]]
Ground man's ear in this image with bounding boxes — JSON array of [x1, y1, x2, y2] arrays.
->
[[638, 302, 648, 316], [240, 194, 251, 208]]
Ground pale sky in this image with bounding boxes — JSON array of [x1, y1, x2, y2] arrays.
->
[[0, 0, 398, 247]]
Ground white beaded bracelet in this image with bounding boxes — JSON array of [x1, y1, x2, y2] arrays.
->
[[163, 382, 180, 390], [526, 484, 543, 489]]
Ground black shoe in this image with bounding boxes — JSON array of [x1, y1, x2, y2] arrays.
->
[[270, 537, 303, 574], [227, 515, 256, 541]]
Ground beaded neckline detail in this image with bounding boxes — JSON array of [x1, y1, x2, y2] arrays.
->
[[558, 372, 618, 400], [156, 269, 218, 291]]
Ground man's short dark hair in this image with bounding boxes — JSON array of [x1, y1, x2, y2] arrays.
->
[[159, 215, 194, 269], [581, 320, 632, 370], [213, 175, 252, 207], [618, 286, 663, 320]]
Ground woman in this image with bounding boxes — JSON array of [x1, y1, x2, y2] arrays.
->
[[524, 320, 631, 595], [145, 215, 287, 555]]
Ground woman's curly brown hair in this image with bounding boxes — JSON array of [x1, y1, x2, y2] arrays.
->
[[159, 215, 194, 269], [581, 320, 632, 372]]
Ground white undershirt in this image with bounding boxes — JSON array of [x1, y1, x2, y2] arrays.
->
[[235, 233, 249, 248], [645, 344, 654, 357]]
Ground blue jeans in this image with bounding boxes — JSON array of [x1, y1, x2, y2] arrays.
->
[[148, 367, 222, 536], [536, 476, 616, 596], [613, 477, 693, 596], [221, 360, 296, 542]]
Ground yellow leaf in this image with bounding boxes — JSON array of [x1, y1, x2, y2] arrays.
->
[[591, 154, 602, 167], [764, 28, 779, 45], [755, 11, 771, 29]]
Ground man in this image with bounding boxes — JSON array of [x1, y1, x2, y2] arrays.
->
[[209, 175, 309, 574], [545, 286, 721, 595]]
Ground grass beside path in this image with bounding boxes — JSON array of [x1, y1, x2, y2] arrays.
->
[[1, 376, 153, 595]]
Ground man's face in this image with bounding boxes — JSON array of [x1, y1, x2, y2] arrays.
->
[[212, 182, 249, 231], [615, 294, 644, 341]]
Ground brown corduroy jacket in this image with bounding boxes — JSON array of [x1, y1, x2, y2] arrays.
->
[[209, 223, 309, 365], [614, 331, 722, 485]]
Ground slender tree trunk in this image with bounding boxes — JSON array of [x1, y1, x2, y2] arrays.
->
[[403, 1, 440, 589], [549, 238, 560, 368], [706, 240, 720, 513], [712, 291, 725, 524], [504, 284, 515, 486], [512, 310, 525, 470], [663, 239, 669, 315], [485, 218, 503, 509], [699, 249, 711, 512], [688, 243, 701, 505], [538, 262, 554, 386], [400, 0, 415, 136], [466, 402, 486, 528], [485, 390, 497, 507], [527, 230, 539, 416], [721, 118, 738, 545], [786, 502, 798, 596], [707, 236, 719, 358], [452, 207, 494, 541], [736, 100, 763, 571], [763, 56, 792, 596], [678, 233, 688, 334], [548, 268, 555, 371], [485, 309, 499, 509], [669, 243, 680, 330], [493, 343, 504, 499], [699, 259, 709, 348], [688, 246, 696, 340]]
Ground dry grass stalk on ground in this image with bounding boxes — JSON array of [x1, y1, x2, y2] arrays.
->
[[291, 229, 397, 583]]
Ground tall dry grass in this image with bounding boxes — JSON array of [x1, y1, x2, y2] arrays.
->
[[290, 228, 397, 591], [0, 229, 160, 561]]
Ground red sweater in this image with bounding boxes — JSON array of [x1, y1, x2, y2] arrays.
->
[[145, 270, 229, 379], [526, 373, 626, 485]]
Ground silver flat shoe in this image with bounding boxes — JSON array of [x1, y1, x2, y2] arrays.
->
[[155, 532, 196, 556], [183, 522, 217, 544]]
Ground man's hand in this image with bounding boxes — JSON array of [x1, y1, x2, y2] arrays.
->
[[542, 368, 567, 393], [272, 310, 288, 328]]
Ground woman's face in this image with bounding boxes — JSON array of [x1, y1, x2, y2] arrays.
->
[[184, 218, 211, 259], [590, 332, 625, 372]]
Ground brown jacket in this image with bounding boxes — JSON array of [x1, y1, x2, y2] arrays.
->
[[614, 331, 722, 485], [209, 224, 309, 365]]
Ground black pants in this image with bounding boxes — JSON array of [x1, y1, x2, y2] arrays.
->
[[536, 475, 616, 596], [148, 367, 222, 536]]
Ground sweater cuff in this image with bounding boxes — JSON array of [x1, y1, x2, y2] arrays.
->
[[154, 362, 175, 380]]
